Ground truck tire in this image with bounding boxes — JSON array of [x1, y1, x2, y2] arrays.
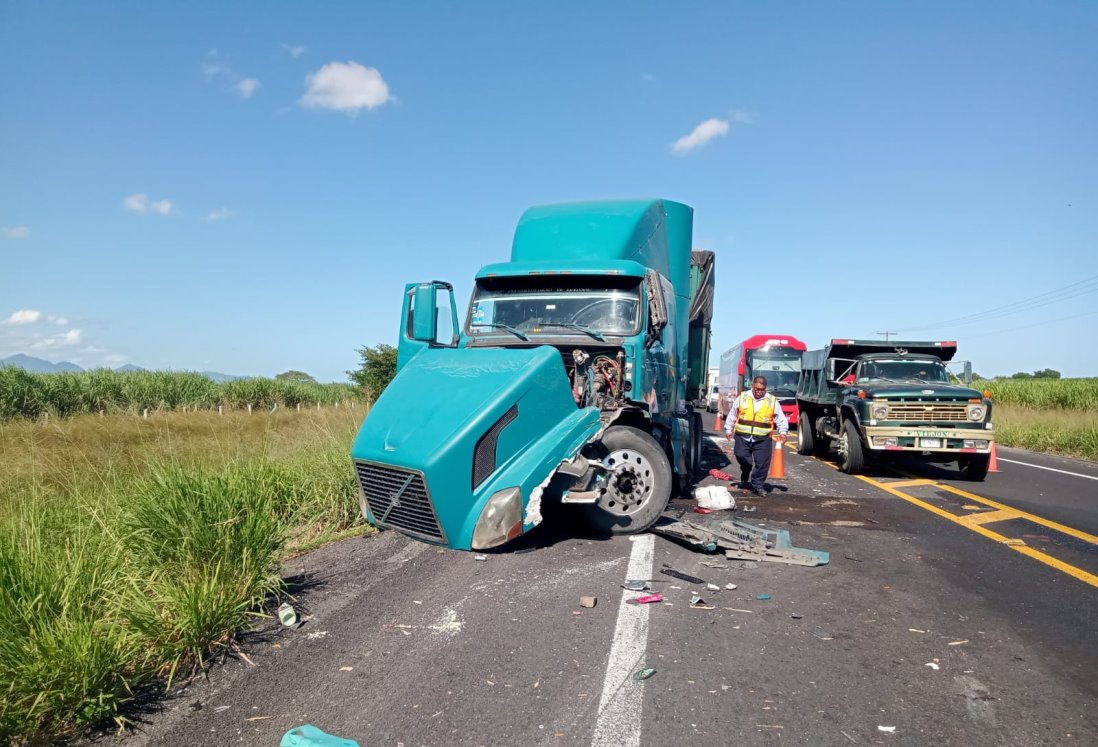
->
[[796, 412, 815, 455], [581, 426, 672, 535], [958, 454, 991, 481], [837, 420, 865, 474]]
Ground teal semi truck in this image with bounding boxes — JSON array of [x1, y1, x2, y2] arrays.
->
[[351, 200, 715, 550], [796, 339, 995, 480]]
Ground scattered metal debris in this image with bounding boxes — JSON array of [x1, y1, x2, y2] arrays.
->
[[652, 513, 829, 566], [633, 667, 656, 681], [659, 566, 707, 584]]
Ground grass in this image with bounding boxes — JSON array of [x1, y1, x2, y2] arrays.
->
[[0, 406, 371, 742], [979, 377, 1098, 411], [0, 367, 364, 420], [993, 404, 1098, 461]]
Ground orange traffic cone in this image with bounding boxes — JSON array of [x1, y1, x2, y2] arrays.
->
[[768, 435, 786, 479], [988, 441, 1001, 473], [714, 411, 724, 432]]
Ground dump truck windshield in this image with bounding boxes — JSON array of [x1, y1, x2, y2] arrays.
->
[[468, 276, 642, 337], [857, 359, 949, 384]]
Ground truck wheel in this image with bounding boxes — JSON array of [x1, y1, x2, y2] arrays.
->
[[796, 413, 815, 455], [958, 454, 990, 481], [581, 426, 672, 535], [837, 420, 865, 474]]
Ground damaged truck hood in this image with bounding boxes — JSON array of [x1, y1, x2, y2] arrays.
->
[[351, 345, 602, 549]]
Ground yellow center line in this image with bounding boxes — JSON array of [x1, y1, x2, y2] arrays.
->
[[955, 509, 1021, 526], [855, 475, 1098, 589], [880, 478, 937, 489]]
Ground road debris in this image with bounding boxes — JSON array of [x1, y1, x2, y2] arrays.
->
[[628, 593, 664, 605], [579, 596, 597, 608], [633, 667, 656, 681], [926, 662, 940, 670], [659, 566, 706, 584], [473, 554, 488, 561], [840, 729, 858, 743], [280, 725, 360, 746], [756, 593, 771, 601], [706, 583, 720, 591], [725, 582, 738, 590], [694, 484, 735, 510], [621, 580, 651, 591], [689, 594, 715, 609], [813, 628, 833, 640], [693, 507, 714, 514], [651, 513, 829, 566], [948, 640, 969, 646], [277, 603, 298, 627], [877, 725, 896, 733], [791, 613, 803, 619], [724, 608, 754, 613], [909, 628, 926, 633], [708, 468, 735, 481], [339, 666, 353, 672]]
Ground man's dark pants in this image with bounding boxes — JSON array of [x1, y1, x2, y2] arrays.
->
[[733, 433, 772, 490]]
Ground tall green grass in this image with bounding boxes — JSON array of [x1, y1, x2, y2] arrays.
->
[[0, 368, 363, 420], [979, 377, 1098, 411], [0, 407, 369, 742]]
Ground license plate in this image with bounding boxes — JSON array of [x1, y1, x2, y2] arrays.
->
[[920, 438, 941, 448]]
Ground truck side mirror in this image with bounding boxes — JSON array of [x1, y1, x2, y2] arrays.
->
[[411, 283, 438, 342]]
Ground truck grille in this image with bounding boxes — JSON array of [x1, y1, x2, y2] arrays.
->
[[886, 403, 969, 422], [354, 461, 445, 543]]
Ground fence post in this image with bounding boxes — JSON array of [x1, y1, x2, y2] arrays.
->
[[297, 403, 301, 412], [247, 404, 252, 414], [218, 405, 223, 416]]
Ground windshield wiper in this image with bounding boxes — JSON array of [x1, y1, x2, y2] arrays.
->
[[540, 322, 606, 341], [474, 323, 529, 341]]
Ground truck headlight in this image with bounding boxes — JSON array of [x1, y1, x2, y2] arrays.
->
[[472, 487, 523, 550], [872, 404, 889, 420], [967, 405, 985, 421]]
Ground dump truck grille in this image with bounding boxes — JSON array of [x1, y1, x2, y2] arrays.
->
[[886, 403, 969, 422], [354, 461, 445, 543]]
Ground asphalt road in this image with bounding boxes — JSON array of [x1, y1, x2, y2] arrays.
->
[[92, 430, 1098, 747]]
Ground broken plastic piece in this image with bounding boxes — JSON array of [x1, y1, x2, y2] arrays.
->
[[694, 485, 735, 510], [693, 507, 714, 514], [659, 567, 706, 584], [278, 603, 297, 627], [629, 593, 664, 604], [621, 580, 651, 591], [633, 667, 656, 681], [878, 726, 896, 733], [579, 596, 597, 608], [280, 725, 360, 747], [708, 468, 734, 481], [725, 582, 738, 590], [473, 554, 488, 561], [756, 593, 771, 601], [706, 583, 720, 591]]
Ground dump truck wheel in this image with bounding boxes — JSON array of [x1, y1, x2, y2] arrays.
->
[[837, 420, 865, 474], [581, 426, 672, 535], [796, 413, 815, 455], [958, 454, 990, 481]]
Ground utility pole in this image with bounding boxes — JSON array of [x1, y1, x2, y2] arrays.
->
[[877, 331, 896, 341]]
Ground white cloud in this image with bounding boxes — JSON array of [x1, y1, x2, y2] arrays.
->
[[29, 328, 81, 350], [52, 316, 68, 325], [300, 61, 391, 113], [671, 118, 730, 154], [282, 43, 307, 58], [123, 193, 173, 216], [203, 52, 260, 99], [236, 78, 260, 98], [1, 226, 30, 239], [206, 207, 234, 222], [5, 309, 41, 325]]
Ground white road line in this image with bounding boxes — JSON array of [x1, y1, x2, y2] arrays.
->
[[590, 535, 655, 747], [996, 457, 1098, 481]]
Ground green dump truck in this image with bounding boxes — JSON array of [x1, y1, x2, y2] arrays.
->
[[351, 200, 715, 549], [796, 339, 995, 480]]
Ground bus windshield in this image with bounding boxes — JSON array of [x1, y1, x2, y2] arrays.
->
[[747, 346, 802, 396], [467, 276, 642, 337]]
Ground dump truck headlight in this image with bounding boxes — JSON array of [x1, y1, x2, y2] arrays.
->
[[871, 404, 889, 419], [472, 487, 523, 550], [967, 405, 985, 421]]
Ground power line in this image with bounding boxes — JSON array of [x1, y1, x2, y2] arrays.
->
[[894, 274, 1098, 333]]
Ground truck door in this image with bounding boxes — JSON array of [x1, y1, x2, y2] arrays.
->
[[397, 281, 460, 371]]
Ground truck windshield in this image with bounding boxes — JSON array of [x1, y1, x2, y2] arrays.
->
[[468, 276, 642, 337], [747, 347, 802, 396], [857, 359, 949, 383]]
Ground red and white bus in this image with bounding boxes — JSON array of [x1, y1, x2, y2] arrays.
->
[[717, 335, 808, 426]]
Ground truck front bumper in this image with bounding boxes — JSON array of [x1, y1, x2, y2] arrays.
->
[[863, 425, 995, 454]]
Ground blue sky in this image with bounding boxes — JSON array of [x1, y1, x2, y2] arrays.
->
[[1, 1, 1095, 381]]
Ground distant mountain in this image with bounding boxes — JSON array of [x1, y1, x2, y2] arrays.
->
[[0, 353, 82, 373], [0, 354, 243, 381]]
